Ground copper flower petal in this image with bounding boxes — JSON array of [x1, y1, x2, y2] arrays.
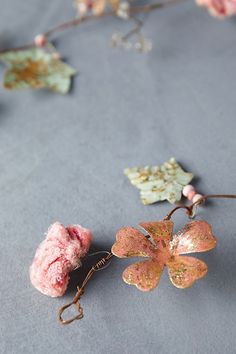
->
[[170, 220, 217, 256], [111, 227, 155, 258], [139, 220, 173, 245], [122, 259, 164, 291], [167, 256, 208, 288]]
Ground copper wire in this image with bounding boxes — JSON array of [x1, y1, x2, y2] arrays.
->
[[164, 194, 236, 220], [58, 252, 113, 325]]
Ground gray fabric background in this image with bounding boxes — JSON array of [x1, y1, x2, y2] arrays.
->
[[0, 1, 236, 353]]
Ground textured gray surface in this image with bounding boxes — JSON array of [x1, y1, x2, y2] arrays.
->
[[0, 1, 236, 353]]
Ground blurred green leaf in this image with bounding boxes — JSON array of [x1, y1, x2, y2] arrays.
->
[[0, 47, 76, 94]]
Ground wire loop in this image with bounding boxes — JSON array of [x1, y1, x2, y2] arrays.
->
[[58, 252, 113, 325], [164, 194, 236, 220]]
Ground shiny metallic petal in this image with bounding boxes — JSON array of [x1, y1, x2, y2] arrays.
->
[[139, 220, 173, 245], [122, 259, 164, 291], [170, 220, 217, 255], [167, 256, 208, 288], [111, 227, 155, 258]]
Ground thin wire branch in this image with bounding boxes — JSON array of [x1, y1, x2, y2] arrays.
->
[[121, 16, 143, 41], [0, 0, 185, 54], [45, 0, 185, 38], [163, 205, 193, 220], [164, 194, 236, 220]]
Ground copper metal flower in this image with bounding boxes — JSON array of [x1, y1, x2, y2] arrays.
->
[[112, 220, 217, 291]]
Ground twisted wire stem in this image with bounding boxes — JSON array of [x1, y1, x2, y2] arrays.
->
[[58, 252, 113, 325]]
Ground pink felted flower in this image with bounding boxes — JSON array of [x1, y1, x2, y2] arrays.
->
[[196, 0, 236, 17], [30, 222, 92, 297]]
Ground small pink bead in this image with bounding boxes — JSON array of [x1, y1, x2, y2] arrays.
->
[[182, 184, 195, 197], [192, 194, 203, 204], [187, 190, 196, 201], [34, 34, 46, 47]]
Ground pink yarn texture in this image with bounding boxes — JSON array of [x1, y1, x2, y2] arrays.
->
[[30, 222, 92, 297], [196, 0, 236, 17]]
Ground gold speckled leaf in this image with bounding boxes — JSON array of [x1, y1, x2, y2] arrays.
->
[[111, 227, 155, 258], [170, 220, 217, 255], [124, 158, 193, 205], [123, 259, 164, 291], [0, 47, 76, 94], [167, 256, 208, 288]]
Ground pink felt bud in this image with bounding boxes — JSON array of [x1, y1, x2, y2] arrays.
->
[[182, 185, 195, 197], [29, 222, 92, 297], [187, 190, 196, 201], [192, 194, 203, 204], [34, 34, 46, 47]]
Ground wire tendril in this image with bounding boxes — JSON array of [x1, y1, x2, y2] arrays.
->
[[58, 252, 113, 325], [164, 194, 236, 220]]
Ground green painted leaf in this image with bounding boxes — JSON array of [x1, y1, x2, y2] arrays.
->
[[124, 158, 194, 205], [0, 47, 76, 94]]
